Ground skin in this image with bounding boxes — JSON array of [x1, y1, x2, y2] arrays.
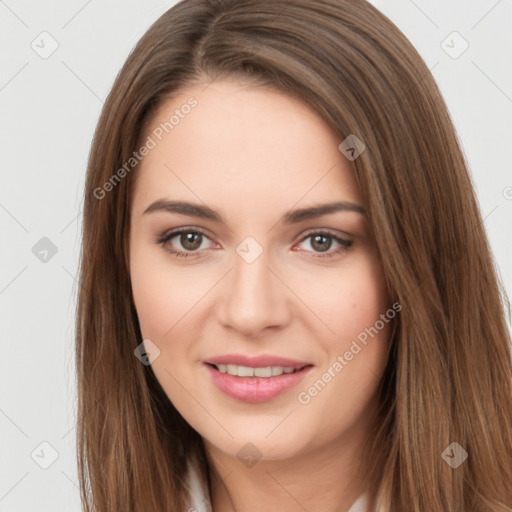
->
[[129, 78, 393, 512]]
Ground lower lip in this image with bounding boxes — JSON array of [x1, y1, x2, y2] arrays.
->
[[204, 364, 313, 403]]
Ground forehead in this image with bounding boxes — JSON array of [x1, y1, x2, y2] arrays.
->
[[131, 80, 363, 219]]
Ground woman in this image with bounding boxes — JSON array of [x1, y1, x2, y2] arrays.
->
[[75, 0, 512, 511]]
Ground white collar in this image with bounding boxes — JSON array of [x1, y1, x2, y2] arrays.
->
[[185, 456, 368, 512], [185, 455, 212, 512]]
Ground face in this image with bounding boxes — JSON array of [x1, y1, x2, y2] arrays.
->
[[129, 78, 393, 462]]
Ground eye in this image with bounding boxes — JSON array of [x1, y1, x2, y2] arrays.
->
[[295, 230, 353, 259], [155, 227, 353, 260], [155, 227, 214, 258]]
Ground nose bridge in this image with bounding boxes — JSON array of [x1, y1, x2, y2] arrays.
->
[[218, 237, 289, 335]]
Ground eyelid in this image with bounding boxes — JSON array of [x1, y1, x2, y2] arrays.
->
[[156, 226, 353, 258], [295, 229, 353, 257], [298, 227, 352, 241], [156, 226, 216, 248]]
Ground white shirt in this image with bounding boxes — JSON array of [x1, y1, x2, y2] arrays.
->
[[185, 456, 368, 512]]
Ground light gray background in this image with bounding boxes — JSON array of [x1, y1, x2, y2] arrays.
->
[[1, 0, 511, 510]]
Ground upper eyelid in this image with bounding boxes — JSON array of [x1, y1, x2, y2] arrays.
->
[[161, 226, 212, 243]]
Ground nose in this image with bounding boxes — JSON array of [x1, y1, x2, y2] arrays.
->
[[217, 245, 291, 337]]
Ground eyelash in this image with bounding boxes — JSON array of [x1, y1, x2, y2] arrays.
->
[[155, 227, 353, 260]]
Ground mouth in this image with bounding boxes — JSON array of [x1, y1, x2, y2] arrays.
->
[[203, 360, 314, 403]]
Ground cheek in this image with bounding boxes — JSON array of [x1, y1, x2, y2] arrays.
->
[[129, 244, 212, 429], [333, 255, 391, 367], [129, 239, 182, 340], [130, 266, 171, 338], [129, 240, 207, 340], [292, 251, 390, 344], [291, 258, 392, 443], [338, 268, 389, 341]]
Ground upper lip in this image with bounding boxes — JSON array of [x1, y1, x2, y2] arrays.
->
[[204, 354, 312, 369]]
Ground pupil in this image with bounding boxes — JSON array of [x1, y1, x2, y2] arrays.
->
[[182, 233, 201, 250], [312, 235, 331, 252]]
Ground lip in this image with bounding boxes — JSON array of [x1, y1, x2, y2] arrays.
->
[[204, 353, 311, 369], [203, 355, 314, 403]]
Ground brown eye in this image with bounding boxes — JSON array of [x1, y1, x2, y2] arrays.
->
[[179, 232, 203, 251], [310, 234, 332, 252], [156, 227, 213, 258], [297, 231, 353, 259]]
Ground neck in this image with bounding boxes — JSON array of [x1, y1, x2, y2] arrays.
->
[[204, 417, 372, 512]]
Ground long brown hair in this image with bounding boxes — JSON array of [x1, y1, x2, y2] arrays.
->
[[75, 0, 512, 510]]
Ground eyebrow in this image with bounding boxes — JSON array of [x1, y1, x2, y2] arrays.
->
[[143, 199, 366, 224]]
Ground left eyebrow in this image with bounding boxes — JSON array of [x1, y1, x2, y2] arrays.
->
[[142, 199, 366, 224], [281, 201, 366, 223]]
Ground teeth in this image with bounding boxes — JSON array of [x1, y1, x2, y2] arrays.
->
[[216, 364, 298, 378], [254, 367, 271, 377]]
